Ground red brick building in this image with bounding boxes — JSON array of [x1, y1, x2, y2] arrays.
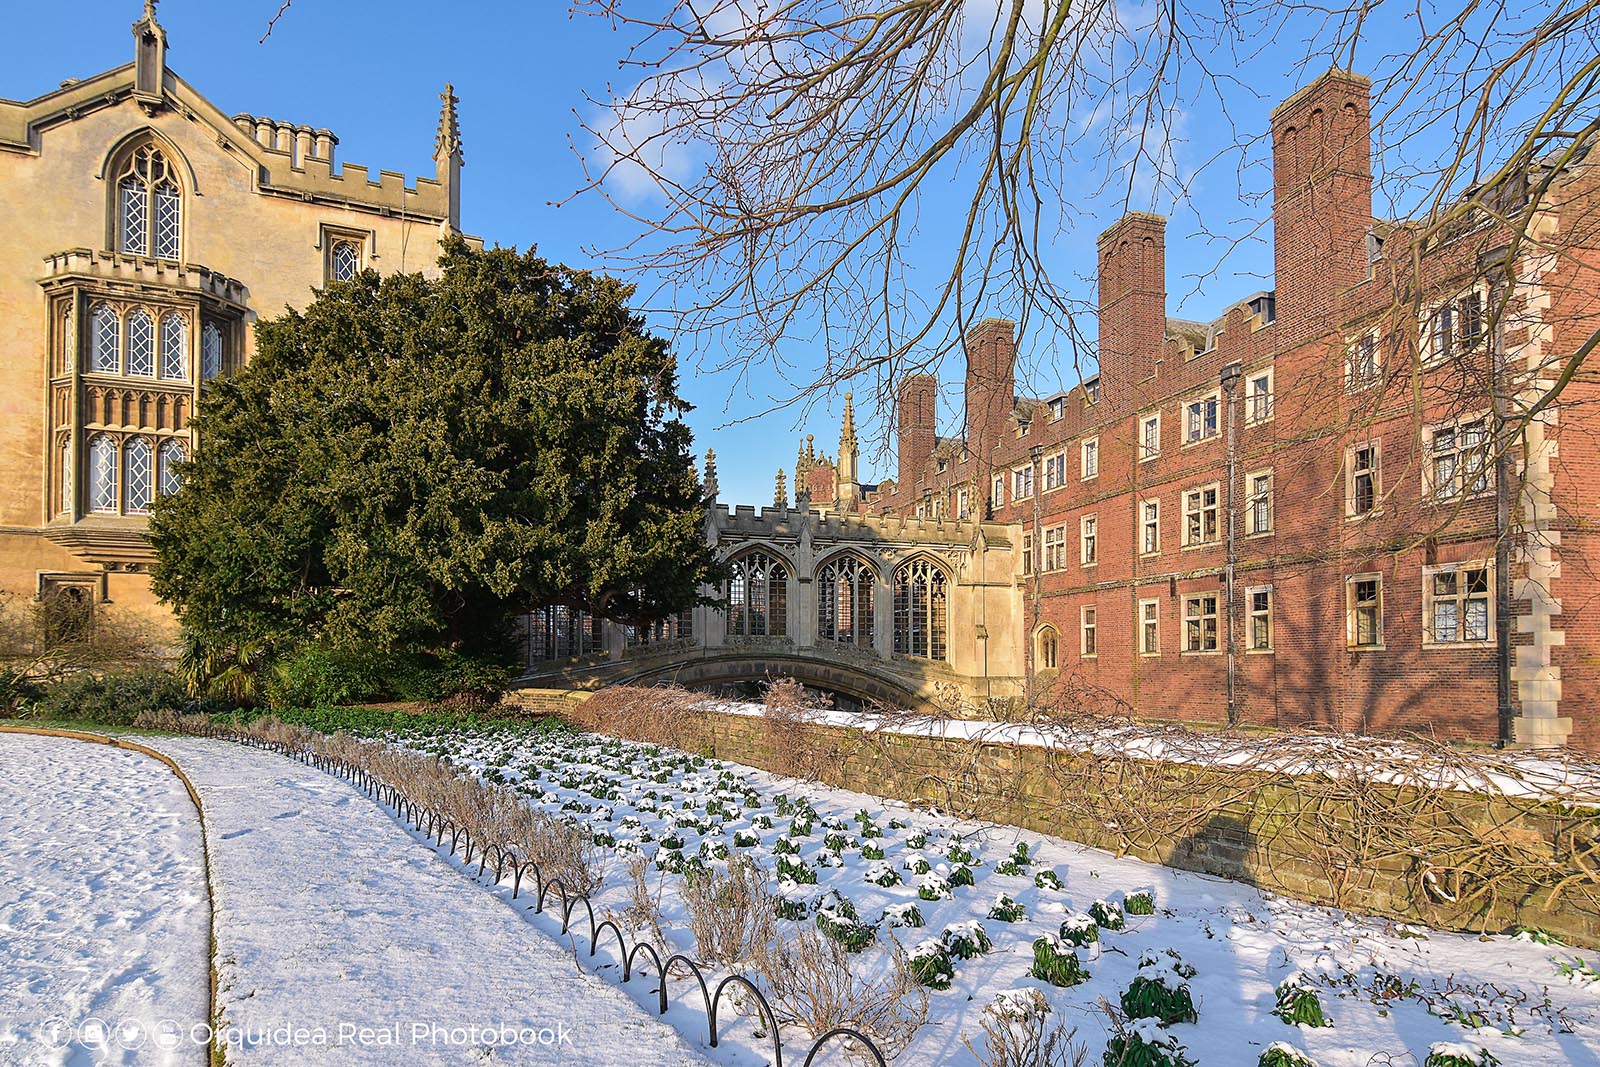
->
[[842, 70, 1600, 749]]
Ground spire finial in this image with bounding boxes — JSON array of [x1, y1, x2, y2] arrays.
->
[[774, 470, 787, 508], [702, 448, 719, 500], [435, 82, 464, 163], [144, 0, 158, 19]]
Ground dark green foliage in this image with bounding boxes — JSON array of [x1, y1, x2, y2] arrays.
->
[[1028, 937, 1089, 987], [948, 864, 975, 887], [1120, 977, 1197, 1025], [1090, 899, 1126, 930], [1272, 977, 1330, 1027], [909, 944, 954, 989], [1259, 1044, 1318, 1067], [151, 238, 720, 693], [1125, 890, 1156, 915], [988, 895, 1026, 922], [1103, 1028, 1196, 1067], [30, 669, 189, 725], [1058, 916, 1100, 947], [942, 922, 992, 960], [1423, 1048, 1498, 1067]]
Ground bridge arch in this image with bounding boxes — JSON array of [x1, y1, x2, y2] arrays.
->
[[617, 650, 924, 709]]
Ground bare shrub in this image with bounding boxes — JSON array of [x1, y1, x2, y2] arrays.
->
[[756, 926, 928, 1060], [618, 854, 667, 942], [763, 676, 834, 780], [684, 855, 778, 969], [579, 684, 712, 751], [963, 989, 1088, 1067]]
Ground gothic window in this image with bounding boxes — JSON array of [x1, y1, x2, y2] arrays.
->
[[126, 308, 156, 377], [124, 437, 154, 514], [160, 312, 187, 380], [58, 435, 72, 514], [1036, 625, 1059, 670], [201, 322, 223, 380], [89, 435, 118, 513], [728, 551, 788, 637], [158, 439, 186, 497], [330, 241, 361, 282], [817, 554, 875, 646], [116, 144, 181, 260], [90, 304, 120, 373], [527, 605, 602, 662], [893, 558, 947, 660]]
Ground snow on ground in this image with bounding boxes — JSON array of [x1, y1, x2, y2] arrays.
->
[[140, 735, 712, 1067], [0, 732, 208, 1067], [355, 720, 1600, 1067]]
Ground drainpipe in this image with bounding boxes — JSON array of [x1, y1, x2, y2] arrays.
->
[[1220, 361, 1243, 727], [1483, 249, 1514, 747]]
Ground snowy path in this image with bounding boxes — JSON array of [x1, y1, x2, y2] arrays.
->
[[0, 731, 209, 1067], [144, 735, 711, 1067]]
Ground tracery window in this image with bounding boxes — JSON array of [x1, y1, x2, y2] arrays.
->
[[117, 144, 181, 260], [201, 322, 223, 380], [90, 304, 120, 373], [892, 558, 947, 660], [126, 309, 156, 377], [88, 435, 118, 513], [1036, 625, 1059, 670], [124, 437, 154, 514], [527, 605, 602, 662], [330, 241, 361, 282], [160, 311, 187, 380], [158, 439, 186, 497], [728, 551, 788, 637], [817, 554, 874, 646]]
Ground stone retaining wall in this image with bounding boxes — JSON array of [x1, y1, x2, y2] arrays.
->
[[560, 702, 1600, 947]]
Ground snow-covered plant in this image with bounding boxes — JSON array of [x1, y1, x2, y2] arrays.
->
[[1035, 869, 1066, 891], [907, 831, 929, 850], [817, 850, 845, 869], [992, 987, 1052, 1021], [1121, 951, 1198, 1025], [772, 836, 801, 856], [815, 890, 877, 953], [1090, 899, 1126, 930], [824, 831, 850, 854], [659, 831, 686, 851], [777, 856, 818, 885], [943, 920, 993, 959], [861, 842, 887, 860], [947, 841, 979, 865], [775, 888, 810, 921], [752, 814, 774, 829], [855, 809, 884, 838], [774, 794, 794, 816], [988, 894, 1026, 922], [1259, 1043, 1319, 1067], [882, 902, 924, 929], [908, 939, 955, 990], [1126, 890, 1157, 916], [1272, 973, 1330, 1027], [790, 817, 815, 838], [733, 829, 760, 848], [1555, 956, 1600, 984], [995, 842, 1034, 876], [1104, 1019, 1196, 1067], [684, 856, 778, 968], [1057, 913, 1099, 947], [948, 864, 976, 888], [904, 852, 933, 875], [1424, 1044, 1500, 1067], [964, 989, 1086, 1067], [865, 861, 902, 888], [918, 873, 953, 901], [1028, 935, 1089, 987], [592, 830, 616, 848], [700, 840, 730, 860]]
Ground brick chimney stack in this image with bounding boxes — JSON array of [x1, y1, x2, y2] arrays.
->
[[1270, 70, 1373, 348], [897, 374, 938, 489], [963, 319, 1018, 473], [1096, 213, 1168, 400]]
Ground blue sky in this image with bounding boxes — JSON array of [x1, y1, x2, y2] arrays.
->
[[8, 2, 1495, 506]]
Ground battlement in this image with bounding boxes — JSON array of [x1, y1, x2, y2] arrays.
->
[[710, 501, 1010, 549], [40, 247, 248, 306]]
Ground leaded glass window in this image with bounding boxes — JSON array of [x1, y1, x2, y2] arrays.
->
[[160, 312, 187, 380], [728, 552, 788, 637], [893, 558, 947, 660], [90, 304, 119, 373], [126, 309, 156, 377], [158, 439, 186, 497], [124, 437, 154, 514], [89, 435, 118, 513], [330, 241, 360, 281], [201, 323, 222, 380], [116, 144, 180, 260], [817, 554, 874, 645]]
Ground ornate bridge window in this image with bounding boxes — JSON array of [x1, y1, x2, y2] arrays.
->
[[527, 604, 602, 662], [817, 554, 874, 646], [728, 551, 788, 637], [893, 558, 948, 660], [158, 439, 186, 497], [116, 143, 181, 260], [625, 609, 693, 647]]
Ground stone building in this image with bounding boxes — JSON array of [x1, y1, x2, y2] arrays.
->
[[861, 70, 1600, 749], [0, 5, 468, 631]]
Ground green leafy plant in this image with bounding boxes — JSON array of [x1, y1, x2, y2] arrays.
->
[[909, 940, 955, 990], [1125, 890, 1156, 916], [1103, 1021, 1197, 1067], [1058, 913, 1100, 947], [1423, 1044, 1500, 1067], [1272, 974, 1330, 1027], [1029, 935, 1089, 987], [918, 874, 953, 901], [942, 921, 993, 960], [1035, 869, 1066, 891], [882, 903, 924, 928], [777, 856, 818, 885], [948, 864, 976, 887], [1090, 899, 1126, 931], [1120, 951, 1198, 1025], [988, 894, 1026, 922], [1258, 1044, 1318, 1067]]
